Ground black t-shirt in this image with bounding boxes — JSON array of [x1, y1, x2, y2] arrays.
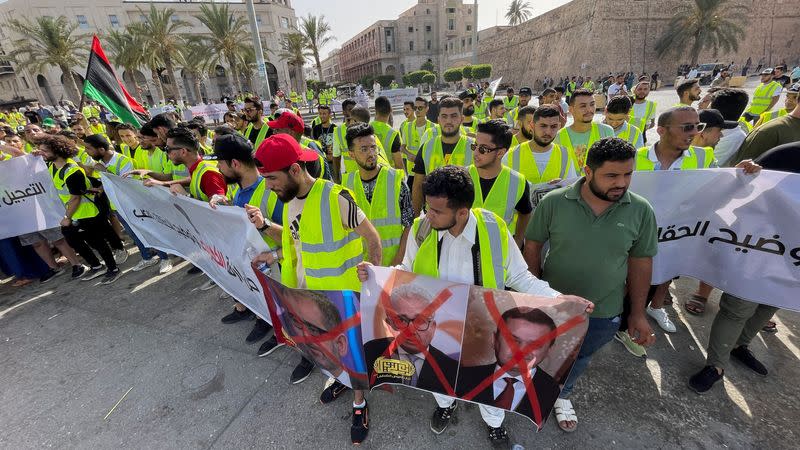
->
[[774, 74, 791, 87], [63, 167, 89, 196], [311, 122, 336, 148], [478, 176, 533, 215], [427, 101, 440, 123], [24, 111, 40, 124], [413, 141, 457, 175], [754, 142, 800, 173], [390, 134, 401, 153], [247, 123, 267, 146]]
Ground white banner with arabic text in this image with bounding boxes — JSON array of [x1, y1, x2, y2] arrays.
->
[[0, 155, 65, 239]]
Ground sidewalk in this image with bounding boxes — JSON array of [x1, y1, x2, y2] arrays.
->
[[0, 249, 797, 449]]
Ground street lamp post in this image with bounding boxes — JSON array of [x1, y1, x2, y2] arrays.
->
[[245, 0, 272, 100]]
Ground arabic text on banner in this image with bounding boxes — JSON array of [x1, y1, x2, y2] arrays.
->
[[0, 155, 65, 240], [101, 173, 272, 321]]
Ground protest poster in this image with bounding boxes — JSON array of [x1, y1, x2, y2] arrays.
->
[[378, 88, 420, 106], [0, 155, 65, 239], [101, 173, 273, 320], [628, 169, 800, 311], [361, 266, 590, 429], [485, 77, 503, 98], [257, 274, 368, 389], [189, 103, 228, 122]]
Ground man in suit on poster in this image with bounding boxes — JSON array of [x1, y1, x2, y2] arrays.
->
[[364, 283, 459, 394], [456, 306, 561, 421]]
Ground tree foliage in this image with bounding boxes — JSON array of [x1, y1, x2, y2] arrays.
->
[[505, 0, 532, 26], [471, 64, 492, 80], [443, 68, 463, 83]]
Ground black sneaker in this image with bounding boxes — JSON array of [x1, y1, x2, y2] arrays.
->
[[688, 365, 724, 394], [100, 269, 122, 285], [257, 335, 284, 357], [487, 425, 510, 448], [221, 308, 255, 324], [730, 346, 768, 376], [320, 379, 350, 404], [245, 319, 272, 343], [71, 264, 87, 279], [81, 266, 106, 281], [290, 357, 315, 384], [430, 403, 457, 434], [39, 267, 63, 283], [187, 266, 202, 275], [351, 402, 369, 445]]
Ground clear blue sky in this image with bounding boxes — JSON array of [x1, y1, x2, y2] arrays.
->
[[291, 0, 571, 58]]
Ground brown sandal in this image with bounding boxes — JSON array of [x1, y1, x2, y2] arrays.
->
[[684, 294, 707, 315]]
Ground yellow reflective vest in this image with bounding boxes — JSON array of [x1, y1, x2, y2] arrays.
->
[[468, 165, 526, 233], [344, 166, 404, 265], [635, 146, 716, 171], [411, 208, 509, 289], [244, 118, 270, 149], [419, 134, 474, 174], [746, 81, 781, 115], [189, 160, 222, 201], [281, 178, 363, 291], [629, 100, 656, 134], [52, 159, 99, 220], [503, 142, 574, 185]]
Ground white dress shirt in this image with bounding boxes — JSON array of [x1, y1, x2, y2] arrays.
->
[[399, 210, 559, 297], [714, 127, 747, 166], [492, 364, 535, 411]]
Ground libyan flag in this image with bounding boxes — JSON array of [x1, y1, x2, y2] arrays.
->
[[82, 35, 149, 127]]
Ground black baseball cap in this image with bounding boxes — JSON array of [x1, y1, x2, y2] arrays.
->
[[699, 109, 738, 130], [519, 87, 532, 96], [458, 91, 477, 100], [204, 134, 254, 162]]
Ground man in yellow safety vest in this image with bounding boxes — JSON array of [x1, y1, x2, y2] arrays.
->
[[744, 68, 783, 120], [400, 97, 435, 191], [603, 96, 644, 149], [754, 81, 798, 128], [556, 89, 615, 173], [242, 96, 271, 149], [630, 79, 657, 144]]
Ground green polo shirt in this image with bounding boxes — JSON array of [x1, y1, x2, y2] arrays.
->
[[526, 178, 658, 318]]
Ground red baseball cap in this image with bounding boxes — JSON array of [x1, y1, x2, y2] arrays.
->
[[267, 110, 304, 134], [254, 134, 318, 172]]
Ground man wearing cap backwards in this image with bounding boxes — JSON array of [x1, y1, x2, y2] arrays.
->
[[504, 87, 532, 130], [744, 69, 783, 119], [267, 109, 332, 181], [205, 134, 285, 351], [614, 107, 761, 358], [251, 134, 382, 445]]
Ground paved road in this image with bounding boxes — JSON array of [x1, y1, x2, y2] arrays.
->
[[2, 78, 797, 449]]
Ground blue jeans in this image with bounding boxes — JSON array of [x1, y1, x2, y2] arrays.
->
[[117, 214, 167, 261], [559, 315, 621, 398]]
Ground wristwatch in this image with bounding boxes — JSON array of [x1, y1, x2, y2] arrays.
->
[[270, 250, 280, 262], [258, 220, 271, 233]]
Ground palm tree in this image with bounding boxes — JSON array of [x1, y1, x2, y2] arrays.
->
[[655, 0, 748, 67], [505, 0, 532, 26], [5, 16, 89, 103], [181, 37, 213, 103], [105, 29, 143, 95], [195, 2, 251, 96], [279, 33, 310, 93], [299, 14, 335, 83], [134, 4, 188, 102]]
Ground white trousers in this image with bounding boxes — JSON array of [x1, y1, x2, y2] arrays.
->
[[432, 392, 505, 428]]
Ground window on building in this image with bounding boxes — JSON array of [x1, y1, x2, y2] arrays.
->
[[466, 24, 472, 32], [468, 37, 472, 46], [386, 43, 392, 52], [448, 19, 455, 31], [425, 25, 431, 32], [409, 41, 414, 51], [280, 17, 290, 28], [461, 38, 465, 49], [21, 76, 29, 89], [385, 29, 391, 37], [427, 40, 431, 50], [446, 7, 456, 13], [426, 8, 430, 14], [408, 26, 413, 33], [77, 15, 89, 29], [256, 15, 262, 25], [109, 15, 120, 28], [448, 42, 453, 51]]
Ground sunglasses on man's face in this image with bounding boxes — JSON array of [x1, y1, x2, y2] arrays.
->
[[668, 122, 706, 133], [471, 141, 502, 154]]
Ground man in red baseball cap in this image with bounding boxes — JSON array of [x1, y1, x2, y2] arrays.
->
[[267, 109, 332, 180], [252, 134, 383, 445]]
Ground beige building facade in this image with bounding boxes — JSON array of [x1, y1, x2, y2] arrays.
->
[[0, 0, 300, 107]]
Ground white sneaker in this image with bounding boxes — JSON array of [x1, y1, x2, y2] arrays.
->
[[158, 259, 173, 274], [113, 249, 129, 265], [132, 258, 159, 272], [647, 305, 676, 333]]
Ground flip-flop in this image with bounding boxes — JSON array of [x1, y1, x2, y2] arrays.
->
[[762, 320, 778, 333]]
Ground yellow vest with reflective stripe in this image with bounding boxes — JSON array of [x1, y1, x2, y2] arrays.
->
[[420, 135, 474, 174], [755, 108, 788, 128], [299, 136, 330, 179], [746, 81, 781, 115], [189, 160, 221, 201], [468, 165, 526, 233], [280, 179, 363, 291], [24, 142, 35, 154], [52, 159, 99, 220], [106, 152, 134, 176], [503, 142, 573, 185], [557, 123, 602, 171], [344, 167, 404, 265], [503, 96, 519, 110], [615, 122, 642, 146], [336, 124, 390, 176], [244, 118, 270, 149], [370, 120, 401, 159], [411, 208, 509, 289], [504, 107, 520, 127], [1, 152, 12, 161], [635, 146, 715, 171], [628, 100, 656, 134], [247, 178, 281, 249]]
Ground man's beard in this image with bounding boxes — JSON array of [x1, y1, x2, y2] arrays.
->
[[277, 177, 300, 202], [431, 215, 457, 231], [248, 114, 262, 124], [532, 134, 553, 147], [222, 173, 241, 185], [588, 177, 626, 202], [635, 93, 647, 100], [521, 127, 533, 140], [441, 126, 460, 138], [463, 106, 475, 116], [358, 159, 377, 171]]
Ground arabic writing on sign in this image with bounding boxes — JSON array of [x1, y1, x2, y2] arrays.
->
[[657, 221, 710, 243], [132, 208, 260, 291], [1, 182, 48, 207]]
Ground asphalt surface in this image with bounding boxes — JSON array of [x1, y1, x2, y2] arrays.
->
[[2, 80, 798, 450]]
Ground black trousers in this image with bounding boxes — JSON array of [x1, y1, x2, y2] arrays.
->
[[61, 216, 118, 270], [96, 192, 124, 251]]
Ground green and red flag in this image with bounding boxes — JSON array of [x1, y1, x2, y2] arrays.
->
[[82, 35, 148, 127]]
